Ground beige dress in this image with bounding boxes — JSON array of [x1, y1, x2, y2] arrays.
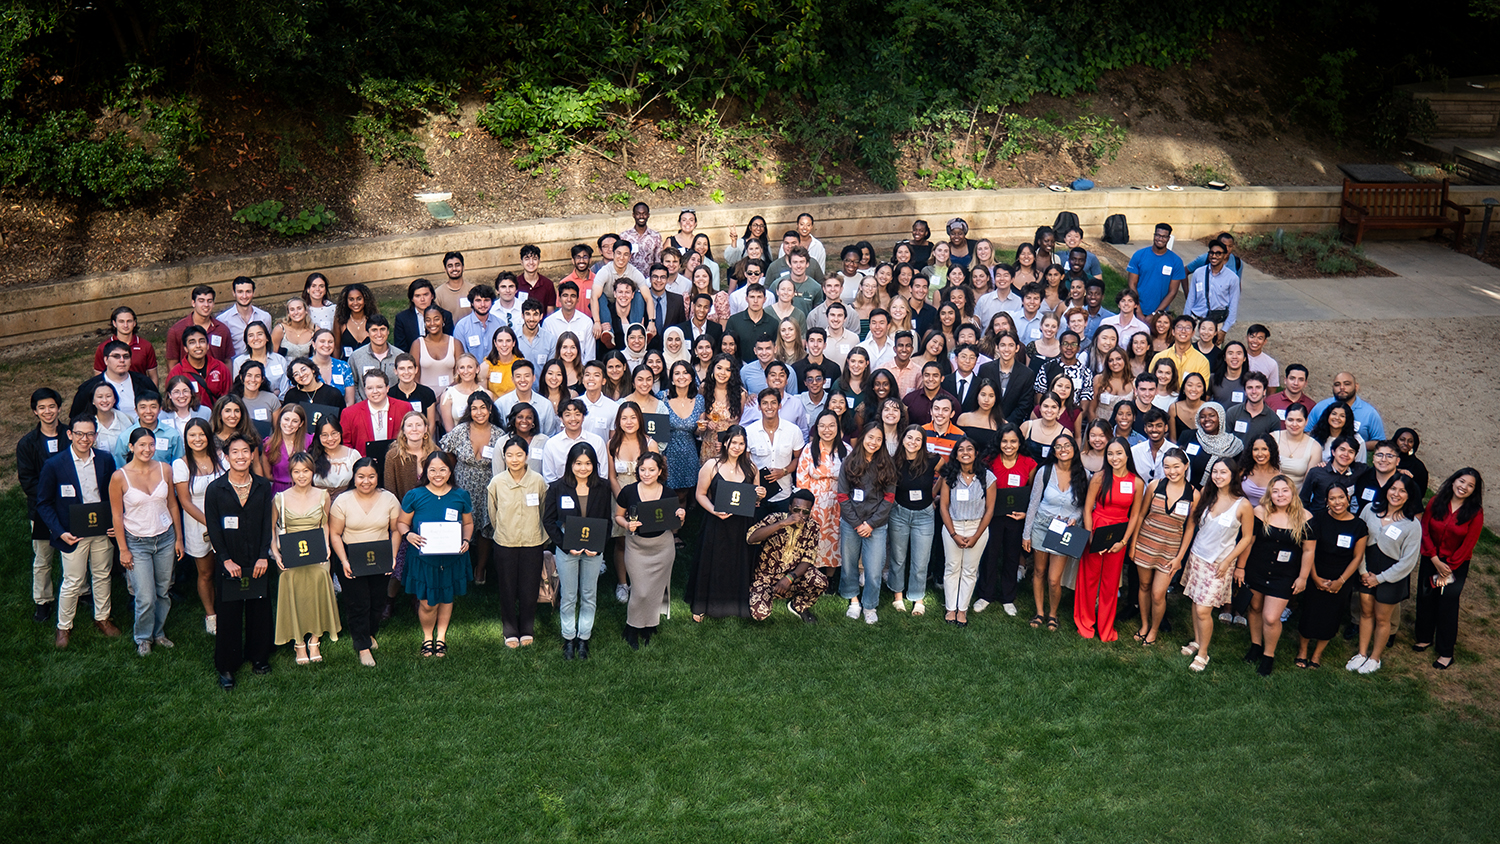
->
[[274, 490, 342, 644]]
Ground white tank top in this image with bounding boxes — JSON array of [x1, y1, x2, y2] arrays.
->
[[122, 463, 173, 537], [1190, 498, 1242, 562]]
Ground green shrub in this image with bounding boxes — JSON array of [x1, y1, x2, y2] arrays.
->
[[348, 77, 458, 173], [477, 80, 637, 171], [232, 200, 337, 236]]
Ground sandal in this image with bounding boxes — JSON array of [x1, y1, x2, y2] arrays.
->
[[1294, 657, 1310, 669], [1189, 654, 1211, 672], [307, 640, 323, 663], [1132, 631, 1147, 643], [1142, 635, 1158, 646], [1309, 660, 1321, 669], [294, 643, 310, 665], [504, 637, 520, 649], [692, 614, 704, 623], [1180, 640, 1200, 656], [1029, 614, 1044, 629], [1045, 616, 1059, 631], [433, 640, 447, 657], [519, 636, 534, 647], [420, 639, 435, 658]]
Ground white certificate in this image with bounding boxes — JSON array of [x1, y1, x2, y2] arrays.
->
[[419, 521, 463, 554]]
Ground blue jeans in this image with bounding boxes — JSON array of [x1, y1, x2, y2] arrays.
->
[[555, 550, 600, 640], [125, 530, 175, 642], [886, 504, 935, 602], [839, 521, 889, 610]]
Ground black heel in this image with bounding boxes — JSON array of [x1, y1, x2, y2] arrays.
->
[[1257, 654, 1275, 676], [623, 625, 640, 651]]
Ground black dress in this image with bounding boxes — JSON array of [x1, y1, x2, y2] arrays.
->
[[1298, 512, 1368, 640], [1242, 517, 1305, 600], [686, 474, 752, 618]]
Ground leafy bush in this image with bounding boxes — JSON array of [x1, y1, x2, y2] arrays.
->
[[0, 111, 188, 206], [348, 77, 457, 172], [478, 80, 638, 171], [233, 200, 337, 236]]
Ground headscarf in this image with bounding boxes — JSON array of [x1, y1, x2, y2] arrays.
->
[[1194, 401, 1244, 459], [661, 325, 691, 369]]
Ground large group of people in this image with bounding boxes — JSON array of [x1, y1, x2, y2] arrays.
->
[[16, 203, 1486, 689]]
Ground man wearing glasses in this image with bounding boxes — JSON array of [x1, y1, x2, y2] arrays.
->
[[745, 489, 827, 623], [69, 340, 156, 420], [1182, 239, 1242, 338]]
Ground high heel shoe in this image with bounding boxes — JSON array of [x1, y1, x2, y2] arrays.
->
[[307, 639, 323, 663]]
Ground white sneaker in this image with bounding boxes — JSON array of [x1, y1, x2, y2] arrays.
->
[[1280, 607, 1292, 622], [615, 583, 630, 604], [1345, 654, 1367, 671], [891, 598, 908, 613], [972, 599, 990, 613], [1218, 612, 1234, 623], [205, 615, 217, 635], [1357, 658, 1382, 674], [1002, 603, 1018, 617], [1232, 615, 1248, 626], [863, 609, 878, 625], [846, 601, 861, 620]]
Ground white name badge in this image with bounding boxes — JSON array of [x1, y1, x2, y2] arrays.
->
[[1186, 443, 1201, 455], [1276, 408, 1286, 420], [1336, 534, 1352, 549], [853, 489, 865, 502], [1345, 486, 1356, 498], [1195, 282, 1205, 295], [516, 291, 528, 302], [438, 376, 451, 387], [60, 484, 76, 497], [1277, 550, 1293, 562], [47, 440, 58, 452], [410, 402, 422, 412], [1039, 445, 1051, 458], [1234, 421, 1248, 433], [1048, 518, 1067, 533], [210, 334, 223, 347], [489, 372, 504, 383], [332, 374, 345, 386], [1008, 473, 1021, 487], [269, 365, 284, 378], [459, 298, 471, 309], [1352, 420, 1362, 432], [223, 516, 239, 529], [1231, 391, 1244, 403], [525, 493, 540, 507], [344, 347, 354, 358], [468, 335, 480, 347], [909, 489, 922, 502], [1361, 487, 1376, 501], [926, 443, 938, 453], [481, 445, 494, 459], [1384, 525, 1402, 540], [1161, 265, 1171, 275], [561, 496, 575, 509], [839, 343, 852, 354], [444, 508, 458, 521], [1174, 501, 1190, 516], [955, 488, 971, 502], [159, 511, 172, 529], [1118, 480, 1132, 495], [189, 381, 199, 393], [155, 437, 169, 452]]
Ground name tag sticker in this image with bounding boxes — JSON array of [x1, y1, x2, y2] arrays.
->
[[955, 488, 971, 502], [1008, 473, 1021, 487], [269, 365, 284, 377], [561, 496, 575, 509], [1276, 408, 1286, 420], [1384, 524, 1402, 540], [47, 440, 58, 452], [1353, 420, 1362, 432], [853, 489, 865, 502], [1361, 488, 1376, 501], [189, 381, 199, 393], [210, 334, 223, 347], [1040, 445, 1051, 458], [1049, 518, 1067, 533], [1174, 501, 1190, 516], [344, 347, 354, 358], [155, 437, 169, 452], [489, 372, 504, 383], [481, 445, 494, 459], [438, 376, 451, 387], [411, 402, 422, 412], [223, 516, 239, 529], [159, 512, 172, 529], [839, 343, 852, 354], [468, 335, 480, 347], [1277, 550, 1293, 562], [444, 508, 458, 521], [1186, 443, 1201, 455], [333, 374, 345, 386], [1161, 265, 1172, 275], [1119, 480, 1132, 495], [1336, 534, 1352, 548], [1231, 391, 1244, 403], [926, 443, 938, 453], [1234, 421, 1248, 433], [909, 489, 923, 502], [459, 298, 471, 309], [525, 493, 539, 507], [60, 484, 76, 497]]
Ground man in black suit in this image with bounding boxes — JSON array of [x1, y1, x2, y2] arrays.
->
[[674, 292, 723, 350], [976, 332, 1035, 426], [392, 278, 454, 355], [71, 340, 157, 420], [942, 343, 984, 414], [644, 263, 687, 351]]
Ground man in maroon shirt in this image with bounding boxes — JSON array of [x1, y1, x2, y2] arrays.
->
[[515, 244, 557, 315], [165, 285, 234, 370], [1265, 363, 1315, 423], [168, 326, 231, 403]]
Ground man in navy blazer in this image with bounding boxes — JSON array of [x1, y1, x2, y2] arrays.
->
[[37, 415, 121, 648], [392, 278, 455, 355]]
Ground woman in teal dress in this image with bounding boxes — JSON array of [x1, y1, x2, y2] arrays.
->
[[397, 451, 474, 657]]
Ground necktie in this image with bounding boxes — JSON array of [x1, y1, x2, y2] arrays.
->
[[958, 378, 968, 403], [506, 312, 513, 326]]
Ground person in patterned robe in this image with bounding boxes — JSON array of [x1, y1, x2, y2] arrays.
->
[[746, 489, 827, 622]]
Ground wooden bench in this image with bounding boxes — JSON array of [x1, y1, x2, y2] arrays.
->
[[1339, 178, 1469, 247]]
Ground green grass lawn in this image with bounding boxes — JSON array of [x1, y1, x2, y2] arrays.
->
[[3, 486, 1498, 843]]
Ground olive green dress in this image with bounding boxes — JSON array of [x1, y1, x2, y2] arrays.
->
[[274, 490, 342, 644]]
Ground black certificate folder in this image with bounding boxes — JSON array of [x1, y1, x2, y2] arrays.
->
[[714, 481, 757, 517], [279, 529, 327, 567], [347, 540, 394, 576], [563, 517, 609, 553], [220, 572, 268, 601], [70, 503, 111, 537], [635, 500, 682, 532]]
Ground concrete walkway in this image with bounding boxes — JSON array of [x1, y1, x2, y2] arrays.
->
[[1108, 237, 1500, 321]]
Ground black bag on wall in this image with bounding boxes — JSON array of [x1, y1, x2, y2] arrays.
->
[[1102, 214, 1129, 244]]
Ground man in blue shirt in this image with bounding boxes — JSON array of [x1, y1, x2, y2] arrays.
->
[[1182, 241, 1242, 336], [1307, 371, 1387, 441], [1126, 223, 1186, 316], [1184, 232, 1245, 277]]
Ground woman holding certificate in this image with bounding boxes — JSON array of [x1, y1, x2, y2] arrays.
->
[[615, 453, 685, 649], [689, 426, 764, 622], [330, 457, 402, 667], [544, 442, 612, 658], [271, 452, 340, 664], [397, 451, 473, 657]]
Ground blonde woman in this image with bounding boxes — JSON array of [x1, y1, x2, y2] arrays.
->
[[439, 353, 483, 432], [272, 297, 316, 360], [1236, 474, 1314, 676], [272, 452, 341, 664], [773, 317, 805, 365]]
